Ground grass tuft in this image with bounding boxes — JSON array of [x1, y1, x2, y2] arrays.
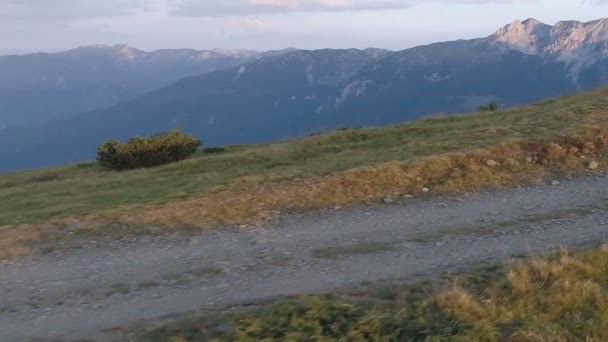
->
[[312, 242, 396, 259]]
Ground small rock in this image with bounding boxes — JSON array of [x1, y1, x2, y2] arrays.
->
[[333, 206, 342, 210], [422, 187, 430, 193], [382, 196, 395, 204], [255, 238, 269, 244], [486, 159, 499, 167], [601, 244, 608, 251], [435, 241, 445, 247], [402, 194, 414, 199], [525, 157, 533, 163], [587, 161, 599, 170], [551, 180, 560, 186], [33, 315, 48, 322], [238, 224, 248, 229]]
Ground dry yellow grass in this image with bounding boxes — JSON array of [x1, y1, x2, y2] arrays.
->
[[115, 127, 608, 228], [139, 247, 608, 341], [437, 248, 608, 340], [0, 225, 40, 260], [4, 127, 608, 259]]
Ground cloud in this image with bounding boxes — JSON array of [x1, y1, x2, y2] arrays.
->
[[0, 0, 567, 21], [167, 0, 415, 16], [0, 0, 146, 20], [247, 0, 408, 10], [167, 0, 543, 17]]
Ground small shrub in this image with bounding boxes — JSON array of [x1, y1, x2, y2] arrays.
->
[[308, 130, 325, 137], [97, 131, 201, 171], [203, 147, 225, 154], [478, 100, 499, 112], [336, 126, 362, 132]]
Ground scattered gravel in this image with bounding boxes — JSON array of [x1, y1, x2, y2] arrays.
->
[[2, 175, 608, 341]]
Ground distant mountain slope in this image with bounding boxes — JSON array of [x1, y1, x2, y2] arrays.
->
[[330, 18, 608, 123], [2, 18, 608, 172], [0, 45, 294, 128], [329, 41, 575, 125], [0, 48, 389, 171]]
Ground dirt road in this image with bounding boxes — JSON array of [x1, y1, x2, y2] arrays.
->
[[2, 175, 608, 341]]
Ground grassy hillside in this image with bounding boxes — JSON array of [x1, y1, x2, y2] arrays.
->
[[2, 88, 608, 228], [137, 246, 608, 341], [2, 88, 608, 260]]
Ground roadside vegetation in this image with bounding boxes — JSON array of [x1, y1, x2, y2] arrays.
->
[[137, 246, 608, 341], [1, 88, 608, 259], [477, 100, 500, 112]]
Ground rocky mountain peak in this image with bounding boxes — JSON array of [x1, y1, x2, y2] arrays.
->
[[116, 45, 143, 60], [65, 44, 145, 61], [490, 18, 551, 54], [211, 48, 258, 58], [487, 17, 608, 80]]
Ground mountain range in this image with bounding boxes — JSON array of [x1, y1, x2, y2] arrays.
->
[[0, 45, 295, 128], [2, 18, 608, 172]]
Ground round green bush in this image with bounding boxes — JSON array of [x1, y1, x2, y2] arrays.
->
[[97, 131, 201, 170]]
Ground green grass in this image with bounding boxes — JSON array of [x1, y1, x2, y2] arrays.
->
[[136, 247, 608, 342], [312, 242, 397, 259], [411, 202, 608, 243], [159, 267, 223, 287], [186, 267, 224, 278], [0, 306, 18, 314], [136, 281, 161, 290], [2, 88, 608, 226], [105, 283, 132, 296]]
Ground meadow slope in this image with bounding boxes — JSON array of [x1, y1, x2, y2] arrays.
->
[[2, 88, 608, 259]]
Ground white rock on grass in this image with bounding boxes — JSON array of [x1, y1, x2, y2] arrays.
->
[[486, 159, 499, 167], [382, 197, 395, 204], [587, 161, 599, 170]]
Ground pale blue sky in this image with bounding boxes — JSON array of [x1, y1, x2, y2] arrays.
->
[[1, 0, 606, 53]]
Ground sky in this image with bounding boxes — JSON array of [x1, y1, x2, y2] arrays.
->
[[2, 0, 608, 54]]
